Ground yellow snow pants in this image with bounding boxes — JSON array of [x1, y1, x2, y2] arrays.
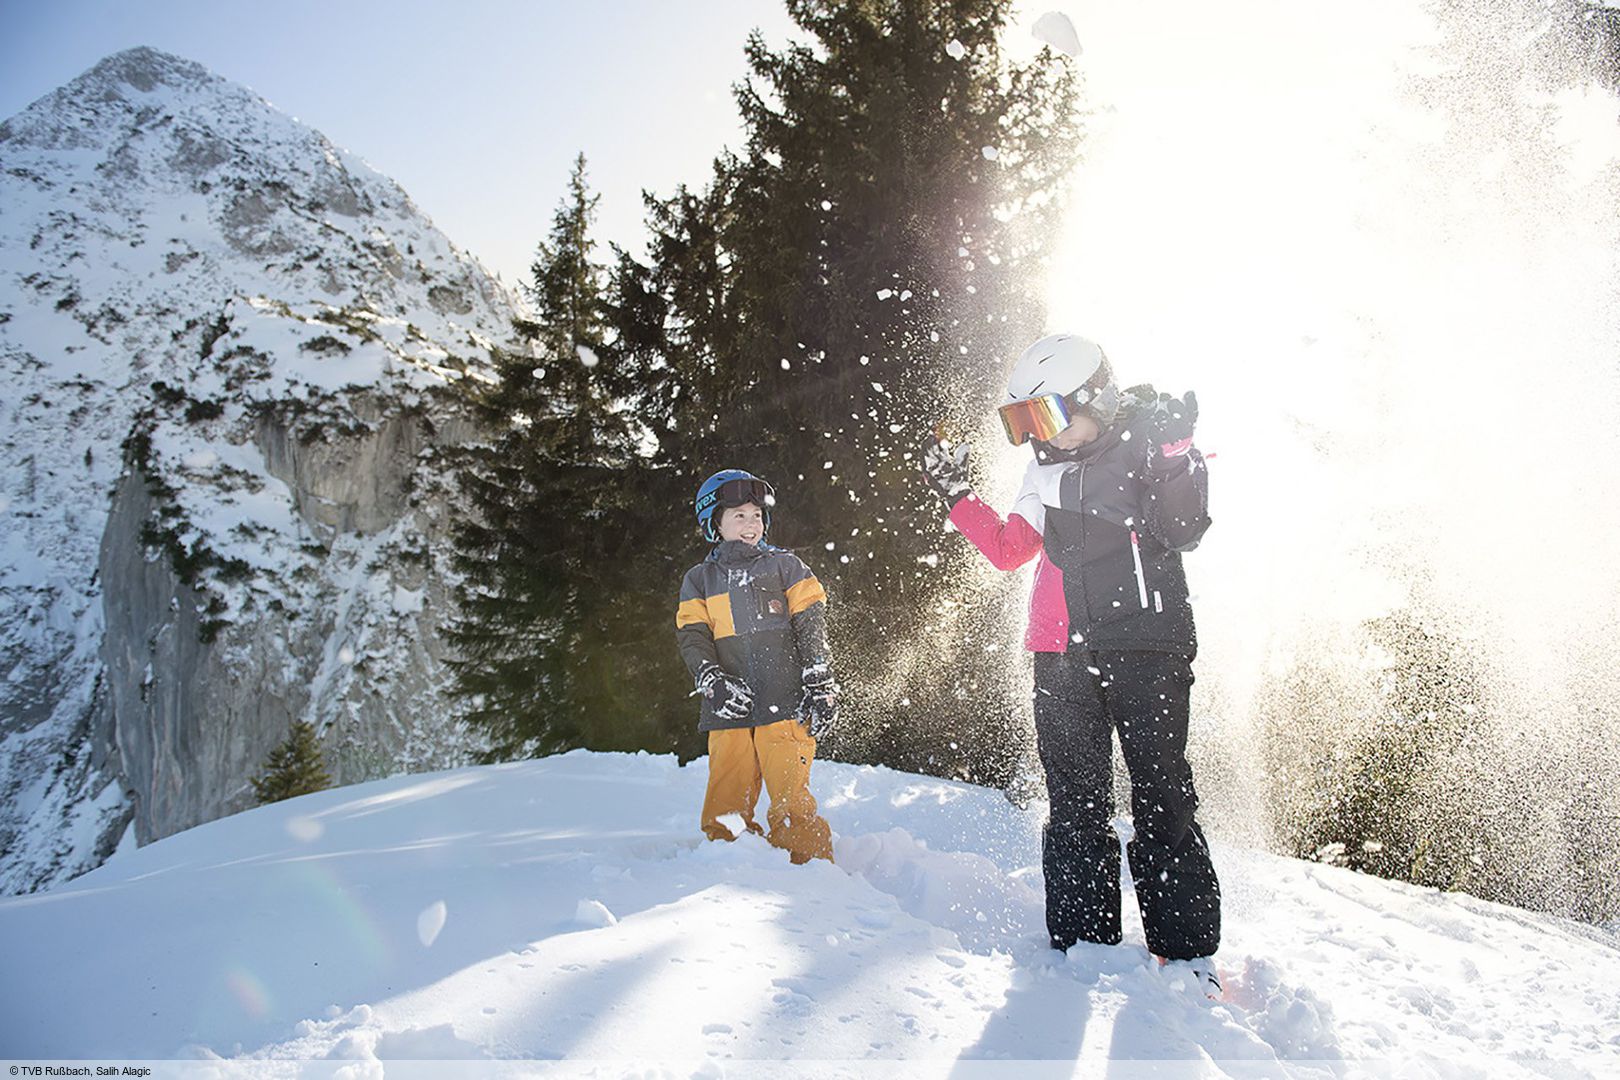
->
[[700, 717, 834, 864]]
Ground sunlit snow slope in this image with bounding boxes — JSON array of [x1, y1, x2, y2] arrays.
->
[[0, 752, 1614, 1074]]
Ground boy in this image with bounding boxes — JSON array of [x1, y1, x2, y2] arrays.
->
[[675, 469, 837, 864], [920, 333, 1222, 996]]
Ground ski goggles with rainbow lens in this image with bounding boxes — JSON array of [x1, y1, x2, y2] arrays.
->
[[998, 393, 1074, 445], [999, 384, 1121, 445]]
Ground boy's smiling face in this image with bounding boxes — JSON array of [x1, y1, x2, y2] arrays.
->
[[717, 502, 764, 545]]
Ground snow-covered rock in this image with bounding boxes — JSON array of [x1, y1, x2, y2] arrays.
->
[[0, 47, 521, 893]]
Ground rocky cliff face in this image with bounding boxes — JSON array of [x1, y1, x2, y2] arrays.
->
[[0, 47, 520, 891]]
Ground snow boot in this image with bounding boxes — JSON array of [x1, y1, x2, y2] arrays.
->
[[1159, 956, 1223, 1001]]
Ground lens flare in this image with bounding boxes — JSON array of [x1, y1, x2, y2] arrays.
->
[[224, 967, 271, 1019], [1031, 0, 1620, 918]]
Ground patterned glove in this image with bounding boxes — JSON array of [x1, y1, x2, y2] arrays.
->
[[798, 660, 840, 740], [695, 662, 754, 722], [1147, 391, 1198, 470], [920, 439, 972, 504]]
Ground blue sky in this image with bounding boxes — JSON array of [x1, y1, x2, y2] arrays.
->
[[0, 0, 800, 288]]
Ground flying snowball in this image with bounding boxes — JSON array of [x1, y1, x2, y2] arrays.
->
[[981, 146, 1000, 161], [417, 900, 447, 947], [1032, 12, 1082, 57], [946, 39, 967, 60], [576, 344, 600, 368]]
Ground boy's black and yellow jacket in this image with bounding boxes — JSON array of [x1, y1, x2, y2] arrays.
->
[[676, 540, 830, 732]]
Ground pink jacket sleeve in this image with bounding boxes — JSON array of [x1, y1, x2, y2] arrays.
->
[[947, 494, 1044, 570]]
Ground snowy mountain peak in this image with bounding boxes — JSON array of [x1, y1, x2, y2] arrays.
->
[[0, 48, 519, 896], [69, 43, 212, 92], [4, 45, 221, 124], [1, 45, 330, 195], [2, 46, 220, 143]]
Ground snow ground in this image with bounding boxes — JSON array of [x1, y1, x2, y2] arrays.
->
[[0, 751, 1615, 1077]]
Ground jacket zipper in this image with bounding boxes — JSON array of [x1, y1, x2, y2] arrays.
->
[[1073, 462, 1092, 633], [1130, 529, 1150, 609]]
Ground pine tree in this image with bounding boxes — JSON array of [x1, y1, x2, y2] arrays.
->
[[252, 721, 332, 805], [618, 0, 1082, 782], [448, 155, 696, 760]]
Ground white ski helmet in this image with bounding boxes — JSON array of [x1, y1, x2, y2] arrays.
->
[[998, 333, 1119, 445]]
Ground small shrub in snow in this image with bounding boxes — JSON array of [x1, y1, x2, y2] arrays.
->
[[298, 334, 352, 356], [252, 721, 332, 805]]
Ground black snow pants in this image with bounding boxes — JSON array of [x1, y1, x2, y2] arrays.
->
[[1032, 648, 1221, 959]]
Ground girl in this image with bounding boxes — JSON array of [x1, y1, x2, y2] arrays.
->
[[921, 333, 1221, 995]]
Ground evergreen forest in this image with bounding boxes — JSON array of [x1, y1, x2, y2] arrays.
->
[[449, 0, 1081, 785]]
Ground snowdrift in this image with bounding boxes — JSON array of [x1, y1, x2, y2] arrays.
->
[[0, 751, 1614, 1075]]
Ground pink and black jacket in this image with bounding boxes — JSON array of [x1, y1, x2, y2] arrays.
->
[[948, 409, 1211, 657]]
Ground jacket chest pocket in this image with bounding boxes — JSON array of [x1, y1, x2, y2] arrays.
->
[[755, 584, 791, 629], [733, 572, 791, 632]]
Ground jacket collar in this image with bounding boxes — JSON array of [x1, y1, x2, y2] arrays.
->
[[708, 539, 775, 567], [1033, 425, 1123, 465]]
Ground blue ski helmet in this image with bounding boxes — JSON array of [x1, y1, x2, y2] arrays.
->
[[695, 469, 775, 542]]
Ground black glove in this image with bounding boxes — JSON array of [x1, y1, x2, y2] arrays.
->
[[920, 439, 972, 504], [798, 660, 840, 740], [695, 662, 754, 722], [1147, 391, 1198, 470]]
